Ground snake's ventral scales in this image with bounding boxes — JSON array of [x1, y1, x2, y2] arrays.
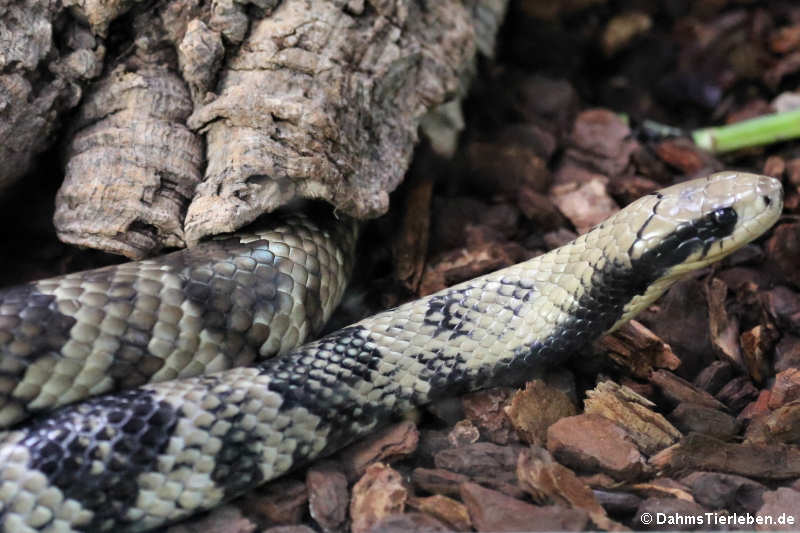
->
[[0, 172, 783, 532]]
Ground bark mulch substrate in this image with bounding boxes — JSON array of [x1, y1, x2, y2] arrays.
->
[[7, 1, 800, 533]]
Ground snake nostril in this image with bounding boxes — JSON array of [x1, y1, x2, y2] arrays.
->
[[764, 195, 771, 206]]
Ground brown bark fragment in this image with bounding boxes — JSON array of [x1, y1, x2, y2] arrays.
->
[[607, 175, 661, 205], [339, 421, 419, 481], [694, 360, 735, 395], [166, 505, 257, 533], [564, 109, 636, 177], [740, 325, 778, 384], [596, 320, 680, 378], [459, 482, 589, 532], [461, 387, 517, 445], [411, 468, 469, 498], [505, 380, 577, 446], [465, 140, 552, 197], [584, 381, 682, 455], [306, 461, 349, 532], [774, 335, 800, 373], [654, 137, 718, 175], [550, 177, 620, 234], [745, 401, 800, 445], [768, 368, 800, 409], [739, 390, 773, 422], [680, 472, 765, 513], [706, 277, 743, 369], [365, 512, 450, 533], [518, 186, 566, 230], [434, 442, 523, 478], [516, 447, 626, 531], [350, 464, 408, 533], [756, 488, 800, 530], [650, 433, 800, 479], [763, 155, 786, 179], [409, 495, 472, 531], [763, 286, 800, 332], [547, 414, 647, 481], [628, 478, 694, 502], [649, 370, 727, 411], [447, 420, 480, 447], [716, 376, 758, 412], [668, 403, 739, 441], [634, 498, 708, 531], [239, 478, 308, 525], [392, 168, 435, 293], [765, 224, 800, 289]]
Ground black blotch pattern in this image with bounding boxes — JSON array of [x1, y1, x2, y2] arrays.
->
[[23, 389, 177, 530]]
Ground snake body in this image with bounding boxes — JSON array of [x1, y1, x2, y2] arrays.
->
[[0, 172, 783, 532]]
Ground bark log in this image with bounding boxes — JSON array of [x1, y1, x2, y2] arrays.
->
[[23, 0, 508, 257]]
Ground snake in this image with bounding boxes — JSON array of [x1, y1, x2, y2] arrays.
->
[[0, 171, 783, 532]]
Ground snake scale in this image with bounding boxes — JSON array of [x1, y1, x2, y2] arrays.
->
[[0, 172, 783, 532]]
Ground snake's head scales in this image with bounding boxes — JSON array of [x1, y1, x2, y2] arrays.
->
[[606, 171, 782, 330]]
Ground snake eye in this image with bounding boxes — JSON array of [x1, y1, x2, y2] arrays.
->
[[713, 207, 737, 227]]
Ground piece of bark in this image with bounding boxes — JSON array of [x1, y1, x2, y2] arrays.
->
[[774, 335, 800, 373], [516, 447, 625, 531], [239, 478, 308, 525], [680, 472, 765, 513], [166, 505, 257, 533], [650, 370, 727, 411], [350, 464, 408, 533], [768, 368, 800, 408], [365, 512, 450, 533], [447, 420, 480, 447], [411, 468, 470, 498], [607, 175, 661, 205], [745, 401, 800, 445], [392, 163, 435, 293], [705, 277, 745, 369], [408, 495, 472, 531], [650, 433, 800, 479], [307, 461, 349, 532], [634, 497, 708, 531], [739, 390, 773, 422], [461, 387, 518, 445], [740, 325, 778, 384], [694, 360, 735, 395], [433, 442, 523, 478], [465, 140, 552, 197], [627, 478, 694, 502], [716, 376, 759, 412], [654, 137, 719, 176], [593, 490, 642, 515], [756, 488, 800, 531], [765, 223, 800, 289], [183, 0, 498, 243], [0, 6, 102, 194], [550, 177, 620, 234], [596, 320, 680, 378], [564, 109, 637, 177], [668, 403, 739, 441], [584, 381, 682, 455], [459, 482, 589, 532], [547, 414, 647, 481], [505, 380, 577, 446], [339, 421, 419, 481], [763, 286, 800, 332], [55, 65, 204, 258], [517, 187, 567, 230]]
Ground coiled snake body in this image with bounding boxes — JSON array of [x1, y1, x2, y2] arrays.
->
[[0, 172, 783, 532]]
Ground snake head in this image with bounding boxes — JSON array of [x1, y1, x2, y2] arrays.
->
[[627, 171, 783, 276]]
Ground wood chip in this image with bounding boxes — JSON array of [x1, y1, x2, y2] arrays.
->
[[516, 446, 626, 531], [693, 360, 735, 395], [339, 421, 419, 481], [350, 464, 408, 533], [547, 414, 647, 481], [365, 513, 450, 533], [306, 461, 349, 532], [447, 420, 480, 447], [459, 482, 589, 532], [649, 370, 727, 411], [409, 494, 472, 531], [765, 223, 800, 289], [680, 472, 765, 513], [434, 442, 524, 478], [596, 320, 680, 378], [744, 401, 800, 445], [756, 488, 800, 530], [716, 376, 758, 412], [668, 403, 739, 441], [774, 335, 800, 373], [462, 387, 518, 445], [768, 368, 800, 408], [706, 278, 744, 369], [239, 478, 308, 526], [505, 380, 577, 445], [550, 177, 620, 234], [584, 380, 682, 455], [565, 109, 637, 177], [740, 325, 778, 384], [167, 505, 257, 533], [650, 433, 800, 479]]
